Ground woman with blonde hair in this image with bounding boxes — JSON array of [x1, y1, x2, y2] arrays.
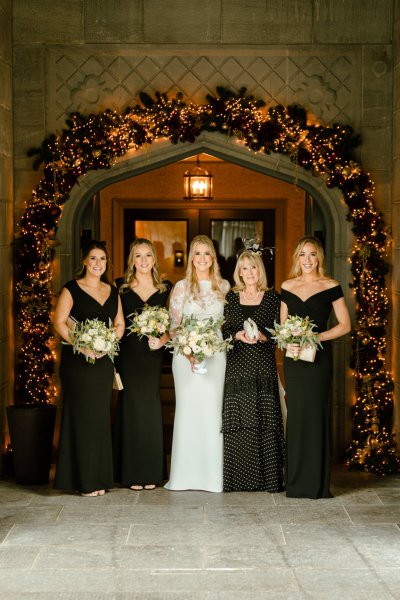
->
[[165, 235, 230, 492], [113, 238, 172, 491], [281, 236, 351, 498], [222, 249, 285, 492]]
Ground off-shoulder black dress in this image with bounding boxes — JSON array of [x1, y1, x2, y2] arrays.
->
[[54, 279, 118, 494], [281, 285, 344, 499], [113, 280, 171, 487], [222, 289, 285, 492]]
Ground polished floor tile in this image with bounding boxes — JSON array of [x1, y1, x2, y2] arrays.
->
[[0, 466, 399, 599]]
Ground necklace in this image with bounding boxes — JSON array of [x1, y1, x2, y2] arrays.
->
[[242, 289, 260, 303]]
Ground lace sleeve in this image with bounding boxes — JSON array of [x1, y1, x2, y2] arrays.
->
[[221, 279, 230, 296], [169, 280, 186, 334]]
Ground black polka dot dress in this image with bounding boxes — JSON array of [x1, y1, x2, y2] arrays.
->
[[222, 290, 285, 493]]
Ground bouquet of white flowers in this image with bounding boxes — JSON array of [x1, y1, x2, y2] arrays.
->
[[127, 305, 170, 340], [267, 314, 322, 362], [166, 315, 232, 374], [69, 317, 120, 364]]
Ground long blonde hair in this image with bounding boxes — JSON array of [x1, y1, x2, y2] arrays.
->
[[121, 238, 167, 293], [185, 235, 225, 298], [232, 250, 268, 291], [289, 236, 327, 279]]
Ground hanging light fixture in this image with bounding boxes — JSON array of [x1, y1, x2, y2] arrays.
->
[[183, 155, 213, 200]]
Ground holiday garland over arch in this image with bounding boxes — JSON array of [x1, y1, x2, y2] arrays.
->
[[16, 87, 399, 475]]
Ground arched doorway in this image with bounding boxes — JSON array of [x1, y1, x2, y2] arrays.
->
[[56, 132, 353, 459]]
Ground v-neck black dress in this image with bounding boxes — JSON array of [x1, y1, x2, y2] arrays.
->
[[221, 289, 285, 492], [54, 279, 118, 494], [113, 280, 171, 487], [281, 285, 344, 499]]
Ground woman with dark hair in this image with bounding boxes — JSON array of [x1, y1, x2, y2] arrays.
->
[[54, 240, 125, 496], [222, 249, 285, 492], [165, 235, 230, 492], [113, 238, 171, 491], [281, 236, 351, 498]]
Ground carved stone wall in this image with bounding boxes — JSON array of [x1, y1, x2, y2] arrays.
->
[[0, 0, 13, 458]]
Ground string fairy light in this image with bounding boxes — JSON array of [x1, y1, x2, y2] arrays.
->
[[15, 87, 399, 474]]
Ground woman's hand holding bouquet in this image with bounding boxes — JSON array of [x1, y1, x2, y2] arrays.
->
[[69, 317, 120, 364], [267, 315, 322, 362], [166, 315, 233, 374], [127, 305, 170, 350]]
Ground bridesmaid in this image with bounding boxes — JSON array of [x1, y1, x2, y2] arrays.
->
[[281, 236, 351, 498], [113, 238, 171, 491], [54, 240, 125, 496]]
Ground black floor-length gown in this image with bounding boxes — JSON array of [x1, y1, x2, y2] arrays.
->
[[54, 279, 118, 494], [222, 290, 285, 492], [113, 280, 171, 487], [281, 285, 344, 499]]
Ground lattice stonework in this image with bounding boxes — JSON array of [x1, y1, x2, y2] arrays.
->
[[49, 50, 356, 129]]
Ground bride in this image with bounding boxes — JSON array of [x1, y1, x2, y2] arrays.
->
[[164, 235, 230, 492]]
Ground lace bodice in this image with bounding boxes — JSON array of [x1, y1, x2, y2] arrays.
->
[[169, 279, 230, 332]]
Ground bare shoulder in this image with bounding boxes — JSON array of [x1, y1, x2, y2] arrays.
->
[[281, 279, 295, 291], [321, 278, 340, 290]]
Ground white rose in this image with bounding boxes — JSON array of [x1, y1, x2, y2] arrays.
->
[[93, 337, 106, 351], [87, 328, 97, 336], [81, 333, 92, 343], [183, 345, 192, 355]]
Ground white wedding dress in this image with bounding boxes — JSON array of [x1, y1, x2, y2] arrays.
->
[[164, 278, 229, 493]]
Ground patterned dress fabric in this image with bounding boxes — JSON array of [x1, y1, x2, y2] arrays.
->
[[281, 285, 344, 499], [113, 279, 171, 487], [222, 290, 285, 492], [164, 278, 229, 493], [54, 279, 118, 494]]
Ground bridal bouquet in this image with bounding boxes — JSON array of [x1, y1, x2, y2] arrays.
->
[[166, 315, 232, 373], [127, 305, 170, 339], [267, 315, 322, 362], [69, 317, 120, 364]]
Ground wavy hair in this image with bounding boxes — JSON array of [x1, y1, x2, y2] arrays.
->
[[289, 236, 327, 279], [232, 250, 268, 292], [76, 240, 110, 284], [120, 238, 167, 293], [185, 235, 225, 299]]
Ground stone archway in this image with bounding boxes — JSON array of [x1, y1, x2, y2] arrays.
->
[[56, 131, 353, 458], [57, 132, 351, 288]]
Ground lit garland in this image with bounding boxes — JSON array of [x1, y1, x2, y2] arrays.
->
[[15, 87, 399, 474]]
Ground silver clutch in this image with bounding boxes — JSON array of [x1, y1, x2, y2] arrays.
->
[[243, 318, 259, 340]]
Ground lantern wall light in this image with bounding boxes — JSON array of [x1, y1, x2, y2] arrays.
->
[[183, 155, 213, 200]]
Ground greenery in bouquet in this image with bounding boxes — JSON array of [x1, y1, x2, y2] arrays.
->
[[69, 317, 119, 364], [267, 314, 322, 352], [127, 304, 170, 339], [166, 315, 233, 362]]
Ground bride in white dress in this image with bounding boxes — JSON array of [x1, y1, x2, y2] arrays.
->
[[164, 235, 230, 492]]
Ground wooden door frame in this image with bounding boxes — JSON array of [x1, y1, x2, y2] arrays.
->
[[111, 197, 287, 287]]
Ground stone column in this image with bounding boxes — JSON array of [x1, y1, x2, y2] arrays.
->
[[0, 0, 13, 469], [393, 1, 400, 438]]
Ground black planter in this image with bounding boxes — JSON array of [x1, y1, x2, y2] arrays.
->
[[6, 404, 57, 485]]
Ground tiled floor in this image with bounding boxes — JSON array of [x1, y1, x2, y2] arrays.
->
[[0, 466, 399, 599]]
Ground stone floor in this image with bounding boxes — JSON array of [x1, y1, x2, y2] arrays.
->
[[0, 466, 399, 599]]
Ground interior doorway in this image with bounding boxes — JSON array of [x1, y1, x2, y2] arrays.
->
[[123, 207, 276, 287]]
